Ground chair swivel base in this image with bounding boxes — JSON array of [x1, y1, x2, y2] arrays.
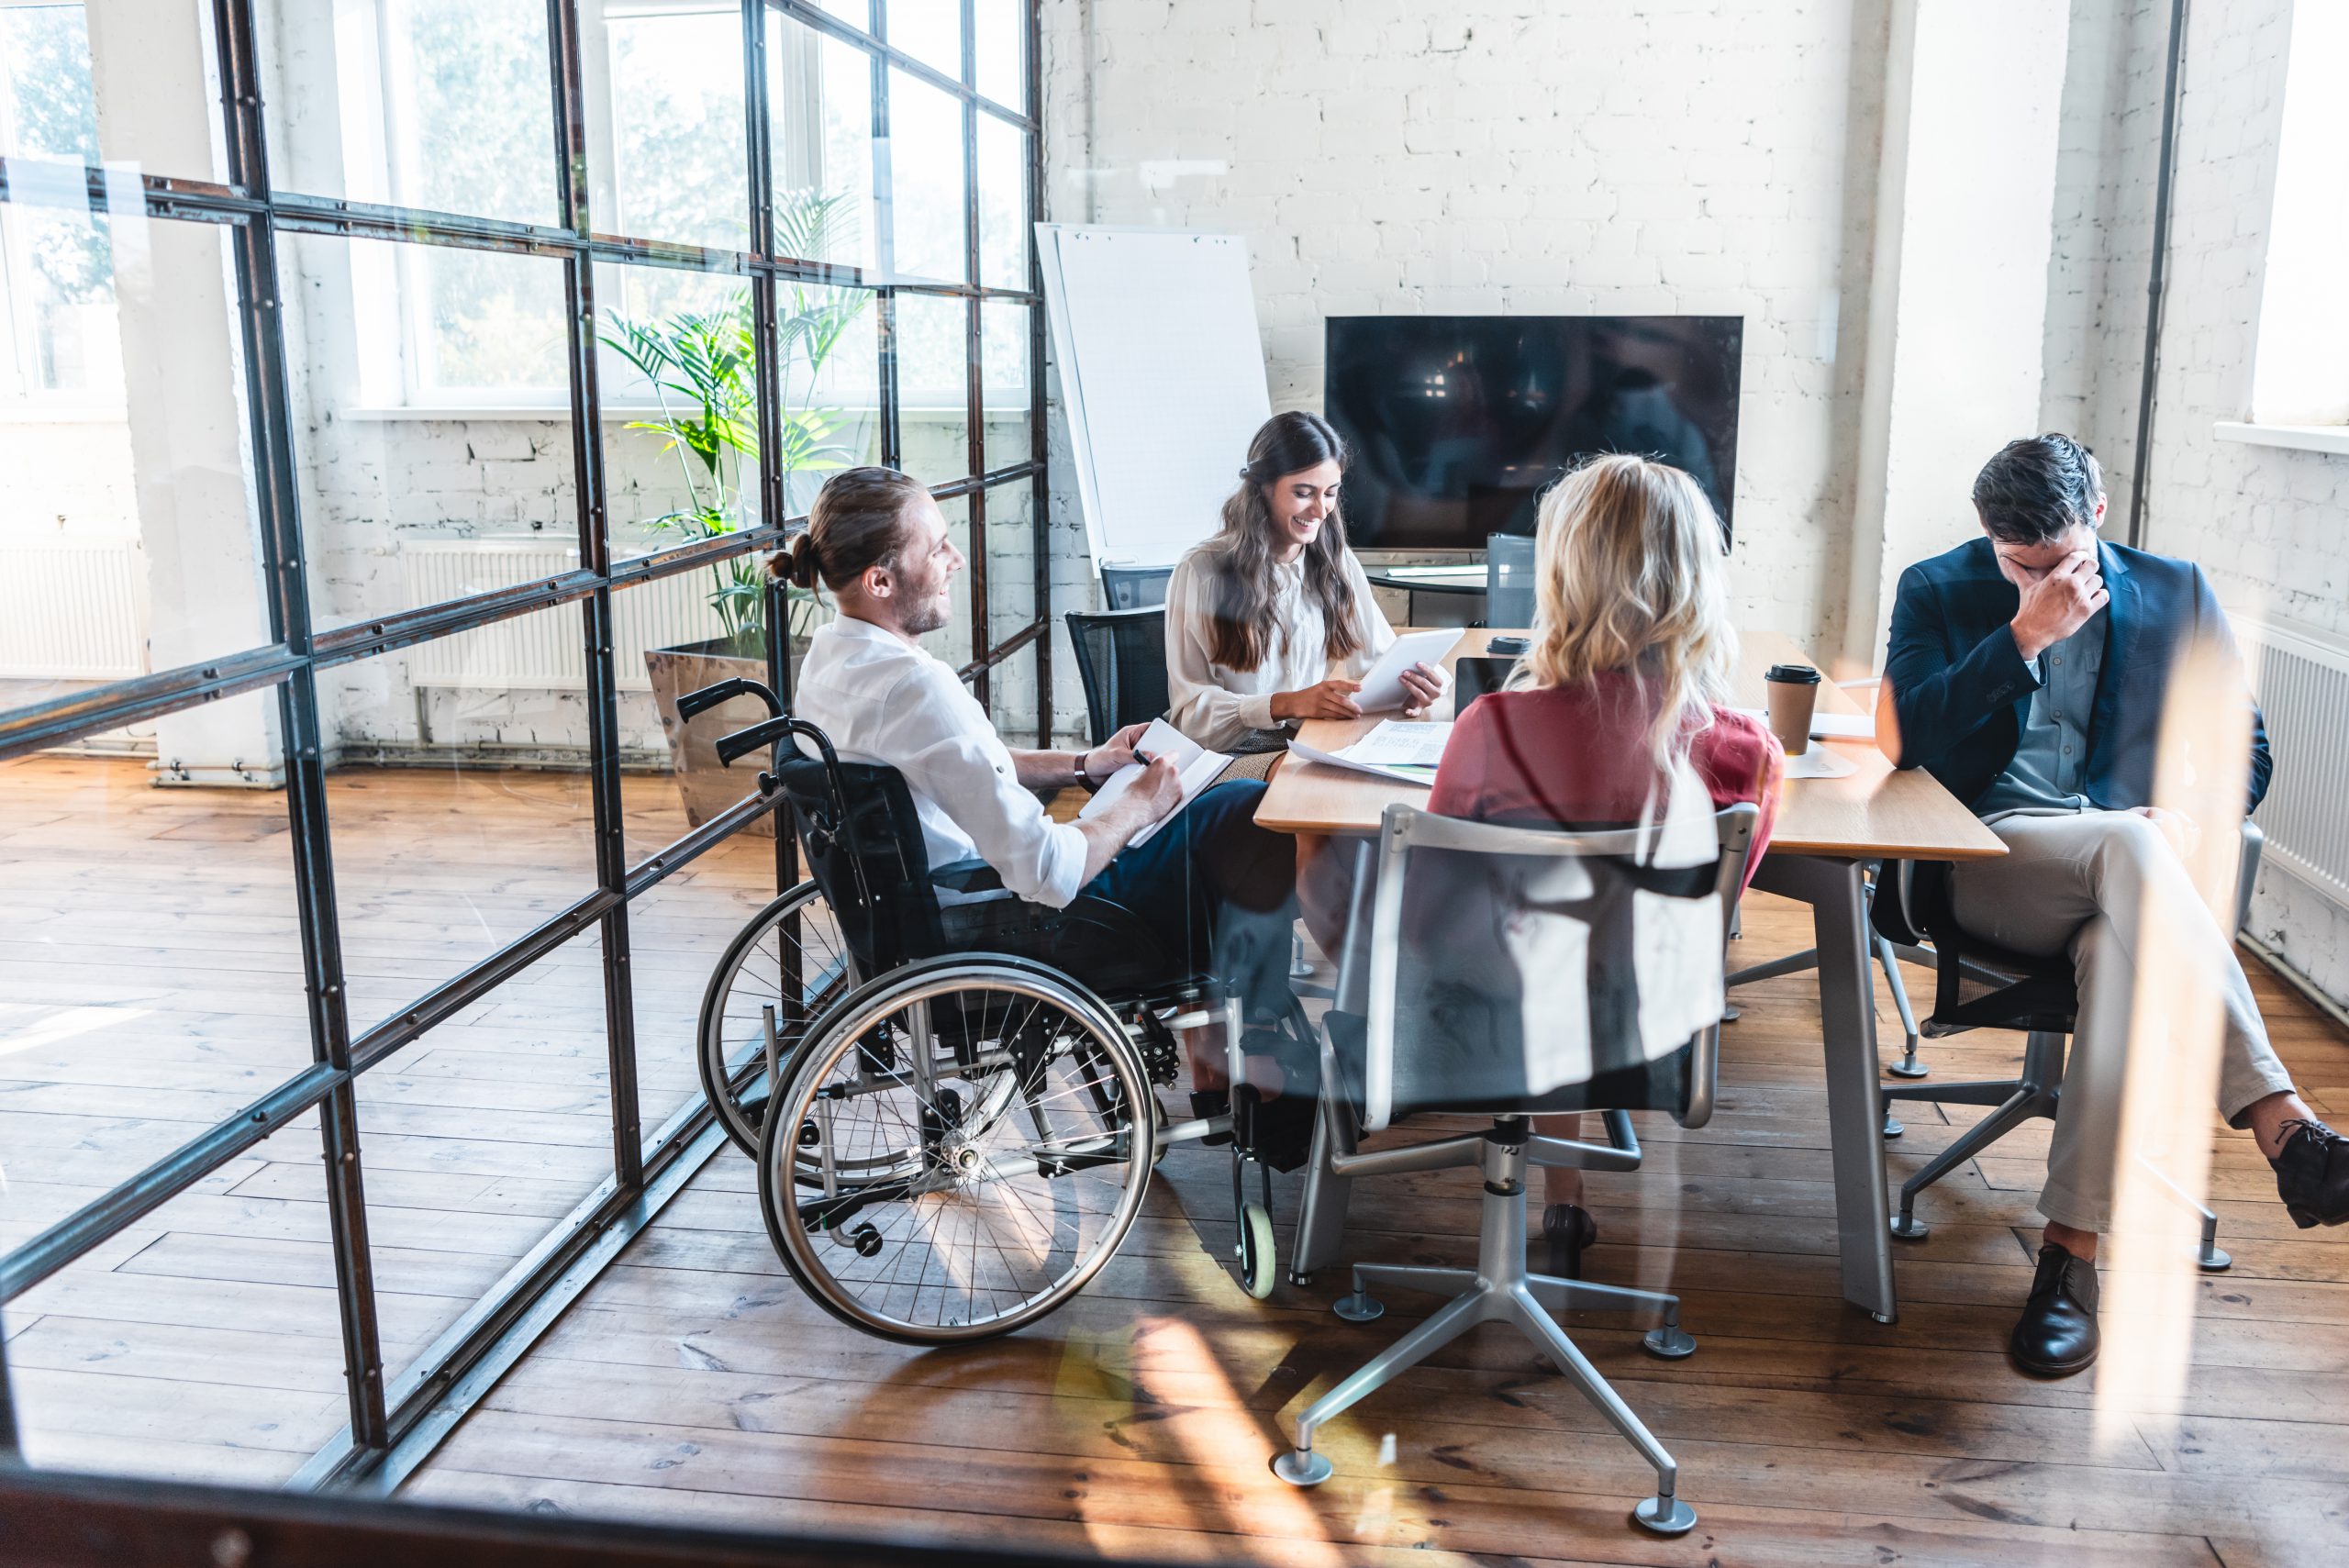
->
[[1275, 1135, 1695, 1535]]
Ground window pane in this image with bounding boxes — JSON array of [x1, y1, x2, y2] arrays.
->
[[886, 0, 963, 82], [884, 67, 965, 284], [981, 299, 1030, 472], [358, 928, 614, 1393], [593, 2, 750, 253], [767, 11, 876, 272], [976, 115, 1027, 291], [6, 1120, 354, 1485], [974, 0, 1023, 107], [597, 261, 762, 565], [982, 481, 1040, 730], [0, 690, 310, 1248], [317, 602, 600, 1033], [895, 292, 968, 483], [776, 279, 882, 517], [620, 564, 773, 862], [261, 0, 559, 227], [815, 0, 869, 28], [1, 2, 225, 183], [281, 234, 577, 636], [0, 210, 272, 717], [621, 840, 783, 1158]]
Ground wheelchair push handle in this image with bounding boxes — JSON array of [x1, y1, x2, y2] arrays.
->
[[717, 716, 795, 769], [676, 676, 782, 725]]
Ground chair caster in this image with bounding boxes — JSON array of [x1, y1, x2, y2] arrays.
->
[[1633, 1494, 1698, 1536], [1889, 1211, 1928, 1240], [1887, 1054, 1929, 1079], [1333, 1288, 1384, 1323], [1642, 1323, 1697, 1360], [1882, 1113, 1904, 1140], [2197, 1246, 2232, 1273], [1286, 1271, 1313, 1288], [1273, 1448, 1332, 1486], [1238, 1202, 1277, 1300]]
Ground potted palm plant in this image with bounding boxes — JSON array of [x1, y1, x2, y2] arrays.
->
[[612, 194, 870, 830]]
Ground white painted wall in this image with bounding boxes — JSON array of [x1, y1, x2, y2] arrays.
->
[[2047, 0, 2349, 1007], [1039, 0, 1891, 713]]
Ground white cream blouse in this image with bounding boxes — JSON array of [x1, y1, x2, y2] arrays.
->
[[1163, 544, 1397, 751]]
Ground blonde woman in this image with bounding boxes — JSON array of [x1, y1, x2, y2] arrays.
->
[[1164, 411, 1444, 769], [1430, 454, 1782, 1275]]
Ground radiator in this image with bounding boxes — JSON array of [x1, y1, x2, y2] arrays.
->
[[0, 539, 149, 679], [2240, 617, 2349, 909], [400, 541, 720, 692]]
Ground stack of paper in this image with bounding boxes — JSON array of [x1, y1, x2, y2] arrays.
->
[[1292, 719, 1452, 785], [1075, 718, 1230, 845]]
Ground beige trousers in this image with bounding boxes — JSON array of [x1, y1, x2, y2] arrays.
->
[[1947, 810, 2293, 1232]]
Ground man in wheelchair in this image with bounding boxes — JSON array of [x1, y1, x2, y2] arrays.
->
[[773, 466, 1317, 1165]]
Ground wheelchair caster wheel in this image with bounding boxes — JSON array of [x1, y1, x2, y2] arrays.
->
[[1889, 1212, 1928, 1240], [1333, 1289, 1383, 1323], [850, 1223, 884, 1258], [2197, 1246, 2232, 1273], [1882, 1114, 1904, 1139], [1642, 1324, 1697, 1360], [1238, 1203, 1276, 1301], [1273, 1449, 1332, 1487], [1633, 1495, 1697, 1536], [796, 1118, 820, 1148]]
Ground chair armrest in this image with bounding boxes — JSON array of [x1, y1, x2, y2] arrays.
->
[[1866, 859, 1939, 950], [2236, 819, 2264, 936], [930, 860, 1006, 895]]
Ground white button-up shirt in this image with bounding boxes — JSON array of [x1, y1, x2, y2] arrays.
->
[[791, 613, 1088, 907], [1163, 544, 1397, 751]]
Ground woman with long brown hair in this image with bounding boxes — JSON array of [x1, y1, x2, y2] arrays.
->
[[1164, 412, 1443, 758]]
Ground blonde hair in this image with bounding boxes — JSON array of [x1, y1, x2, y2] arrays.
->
[[1517, 453, 1736, 768]]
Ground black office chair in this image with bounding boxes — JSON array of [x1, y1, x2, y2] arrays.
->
[[1275, 801, 1760, 1536], [1099, 562, 1174, 609], [1868, 822, 2266, 1269], [1064, 606, 1168, 746], [1484, 532, 1536, 627]]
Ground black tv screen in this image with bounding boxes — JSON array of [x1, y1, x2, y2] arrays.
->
[[1323, 315, 1742, 550]]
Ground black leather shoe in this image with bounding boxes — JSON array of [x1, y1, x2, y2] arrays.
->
[[2010, 1242, 2099, 1377], [2272, 1118, 2349, 1229], [1542, 1203, 1598, 1280]]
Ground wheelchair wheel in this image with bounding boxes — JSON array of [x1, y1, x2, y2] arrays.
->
[[697, 881, 860, 1157], [758, 955, 1154, 1344]]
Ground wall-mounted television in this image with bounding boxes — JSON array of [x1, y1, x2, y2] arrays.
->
[[1323, 315, 1743, 552]]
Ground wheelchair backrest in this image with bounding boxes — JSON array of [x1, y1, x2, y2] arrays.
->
[[767, 733, 946, 976]]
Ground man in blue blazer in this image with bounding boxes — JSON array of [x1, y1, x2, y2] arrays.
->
[[1884, 433, 2345, 1378]]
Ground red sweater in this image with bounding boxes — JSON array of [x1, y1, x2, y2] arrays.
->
[[1429, 674, 1782, 886]]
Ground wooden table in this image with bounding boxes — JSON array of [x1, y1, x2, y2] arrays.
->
[[1257, 628, 2005, 1321]]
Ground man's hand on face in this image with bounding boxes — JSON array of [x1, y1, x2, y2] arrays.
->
[[2007, 550, 2108, 662]]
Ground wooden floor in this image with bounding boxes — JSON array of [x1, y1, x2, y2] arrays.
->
[[7, 751, 2349, 1562], [0, 751, 776, 1481], [403, 895, 2349, 1562]]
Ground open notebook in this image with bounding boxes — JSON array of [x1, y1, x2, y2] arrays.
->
[[1074, 718, 1230, 847]]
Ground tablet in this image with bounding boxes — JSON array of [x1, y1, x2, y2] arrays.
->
[[1354, 628, 1462, 712]]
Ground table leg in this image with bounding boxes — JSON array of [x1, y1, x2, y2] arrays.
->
[[1750, 854, 1899, 1322]]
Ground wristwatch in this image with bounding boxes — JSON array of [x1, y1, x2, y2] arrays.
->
[[1074, 752, 1095, 791]]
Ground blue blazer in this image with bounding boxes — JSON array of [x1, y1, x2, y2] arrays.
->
[[1882, 537, 2272, 815]]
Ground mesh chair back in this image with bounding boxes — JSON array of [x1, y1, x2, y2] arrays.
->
[[1331, 800, 1756, 1131], [769, 724, 945, 974], [1100, 564, 1174, 609], [1485, 533, 1537, 628], [1064, 606, 1170, 746]]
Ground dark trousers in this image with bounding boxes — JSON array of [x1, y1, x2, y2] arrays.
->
[[1079, 780, 1298, 1020]]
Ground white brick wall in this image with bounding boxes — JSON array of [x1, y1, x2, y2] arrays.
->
[[2046, 0, 2349, 1006], [1039, 0, 1887, 691]]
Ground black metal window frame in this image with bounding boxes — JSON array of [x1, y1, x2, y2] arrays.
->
[[0, 0, 1050, 1492]]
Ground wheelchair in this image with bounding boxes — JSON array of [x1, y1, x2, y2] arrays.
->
[[681, 677, 1301, 1344]]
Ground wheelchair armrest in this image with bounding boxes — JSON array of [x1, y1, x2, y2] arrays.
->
[[930, 859, 1006, 895]]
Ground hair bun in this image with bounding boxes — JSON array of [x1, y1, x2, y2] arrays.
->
[[770, 530, 822, 591]]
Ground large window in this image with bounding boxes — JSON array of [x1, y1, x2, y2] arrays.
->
[[0, 0, 1045, 1491], [2250, 0, 2349, 428]]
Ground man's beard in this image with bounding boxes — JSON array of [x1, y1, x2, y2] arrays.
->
[[901, 596, 951, 638]]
